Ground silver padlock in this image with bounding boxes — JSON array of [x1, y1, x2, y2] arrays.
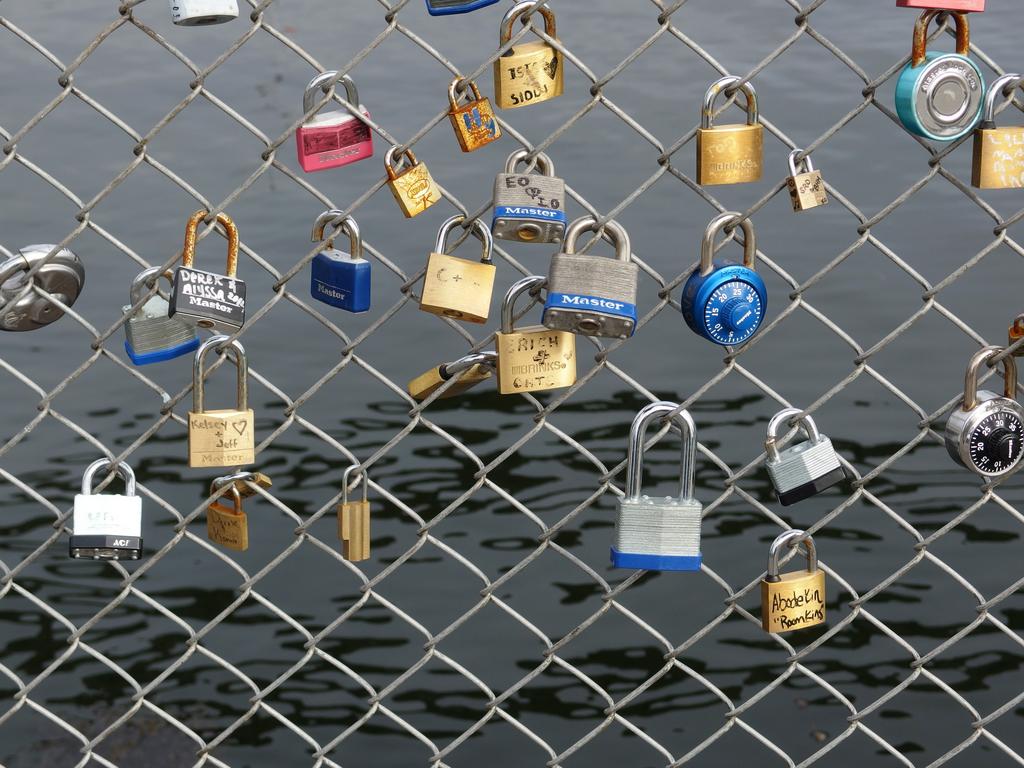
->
[[543, 217, 638, 339], [70, 459, 143, 561], [492, 150, 566, 244], [0, 244, 85, 332], [124, 267, 201, 365], [169, 0, 238, 25], [612, 401, 702, 572], [764, 408, 846, 506]]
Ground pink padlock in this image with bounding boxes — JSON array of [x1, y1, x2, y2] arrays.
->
[[295, 71, 374, 174], [896, 0, 984, 11]]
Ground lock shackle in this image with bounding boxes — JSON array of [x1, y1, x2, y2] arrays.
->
[[501, 275, 546, 333], [912, 10, 970, 68], [303, 71, 360, 115], [384, 146, 420, 181], [766, 529, 817, 580], [181, 210, 239, 277], [130, 266, 174, 305], [193, 334, 248, 414], [787, 150, 816, 178], [625, 401, 697, 503], [434, 214, 494, 265], [210, 471, 259, 494], [562, 217, 631, 264], [700, 212, 756, 276], [81, 458, 136, 497], [441, 351, 498, 379], [964, 345, 1017, 411], [448, 77, 484, 109], [210, 483, 243, 512], [500, 1, 557, 47], [765, 407, 822, 463], [312, 210, 362, 260], [342, 464, 369, 505], [702, 76, 759, 130], [981, 73, 1022, 125], [504, 149, 555, 177]]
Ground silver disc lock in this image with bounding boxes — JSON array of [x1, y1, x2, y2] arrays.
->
[[0, 244, 85, 332], [765, 408, 845, 506], [71, 459, 143, 561]]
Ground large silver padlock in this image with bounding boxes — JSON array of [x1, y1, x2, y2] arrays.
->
[[0, 244, 85, 332], [764, 408, 845, 506], [70, 459, 143, 561], [169, 0, 238, 25], [543, 217, 637, 339], [124, 267, 201, 365], [492, 150, 566, 244], [612, 401, 702, 572]]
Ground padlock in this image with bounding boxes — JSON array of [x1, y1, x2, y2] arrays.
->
[[760, 530, 826, 634], [682, 212, 767, 346], [493, 1, 563, 110], [696, 76, 764, 185], [419, 215, 496, 324], [972, 73, 1024, 189], [612, 401, 702, 571], [1009, 314, 1024, 356], [338, 465, 370, 562], [169, 0, 238, 26], [426, 0, 500, 15], [448, 77, 501, 152], [895, 11, 985, 142], [543, 217, 638, 339], [168, 210, 246, 333], [945, 346, 1024, 477], [495, 275, 576, 395], [309, 210, 370, 313], [492, 149, 566, 244], [295, 72, 374, 174], [764, 408, 846, 506], [207, 480, 247, 552], [408, 351, 497, 400], [188, 335, 256, 469], [786, 150, 828, 212], [897, 0, 984, 11], [385, 146, 441, 218], [0, 244, 85, 332], [70, 459, 142, 561], [124, 267, 201, 365]]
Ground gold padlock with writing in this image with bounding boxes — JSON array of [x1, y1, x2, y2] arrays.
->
[[697, 75, 764, 186], [972, 73, 1024, 190], [208, 477, 248, 551], [495, 275, 576, 395], [493, 1, 563, 110], [385, 146, 441, 218], [408, 351, 497, 401], [1009, 314, 1024, 356], [188, 335, 256, 469], [761, 529, 826, 634], [786, 149, 828, 212], [448, 77, 501, 152], [338, 465, 370, 562], [420, 215, 496, 324]]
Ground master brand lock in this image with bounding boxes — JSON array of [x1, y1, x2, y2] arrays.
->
[[682, 212, 767, 346], [70, 459, 142, 561], [945, 345, 1024, 477], [897, 0, 984, 11], [612, 401, 702, 571], [168, 210, 246, 332], [0, 244, 85, 332], [295, 72, 373, 174], [543, 217, 638, 339], [169, 0, 238, 25], [492, 149, 566, 244], [1010, 314, 1024, 356], [448, 77, 501, 152], [310, 210, 370, 313], [339, 465, 371, 562], [972, 73, 1024, 189], [761, 530, 826, 634], [189, 335, 256, 469], [408, 351, 497, 401], [495, 275, 576, 395], [697, 76, 764, 185], [764, 408, 846, 506], [420, 214, 496, 323], [494, 1, 563, 109], [385, 146, 441, 218], [426, 0, 500, 14], [786, 150, 828, 212], [895, 10, 985, 142], [124, 267, 200, 365]]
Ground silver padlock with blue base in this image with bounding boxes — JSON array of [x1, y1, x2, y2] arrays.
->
[[765, 408, 845, 507], [124, 266, 201, 365], [310, 210, 370, 313], [612, 401, 702, 571]]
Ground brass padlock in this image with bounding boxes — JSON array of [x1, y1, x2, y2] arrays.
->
[[761, 530, 826, 634], [697, 76, 764, 186], [972, 73, 1024, 189], [338, 465, 370, 562], [786, 150, 828, 212], [385, 146, 441, 218], [448, 77, 501, 152], [408, 351, 497, 401], [495, 275, 576, 395], [1010, 314, 1024, 356], [493, 1, 563, 110], [420, 215, 496, 324], [207, 480, 248, 551], [188, 335, 256, 469]]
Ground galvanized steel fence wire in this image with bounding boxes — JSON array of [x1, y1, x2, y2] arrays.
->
[[2, 0, 1024, 765]]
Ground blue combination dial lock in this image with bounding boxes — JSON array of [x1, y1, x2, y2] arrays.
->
[[681, 212, 767, 347]]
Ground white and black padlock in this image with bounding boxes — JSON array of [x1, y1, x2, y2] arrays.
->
[[124, 266, 201, 365], [492, 150, 566, 244], [612, 401, 702, 572], [70, 459, 143, 561], [764, 408, 845, 506], [169, 0, 238, 26]]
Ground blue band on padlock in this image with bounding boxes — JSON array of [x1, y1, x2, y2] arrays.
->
[[125, 336, 201, 366], [493, 206, 567, 224], [610, 548, 702, 572], [425, 0, 500, 15], [543, 293, 637, 327]]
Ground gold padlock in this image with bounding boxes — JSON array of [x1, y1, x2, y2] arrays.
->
[[448, 77, 501, 153], [972, 73, 1024, 190], [493, 1, 563, 110], [188, 335, 256, 469], [786, 149, 828, 212], [385, 146, 441, 218], [420, 215, 497, 324], [697, 75, 764, 186], [1009, 314, 1024, 356], [207, 478, 248, 551], [761, 530, 826, 634], [338, 465, 370, 562], [408, 351, 497, 401], [495, 275, 576, 395]]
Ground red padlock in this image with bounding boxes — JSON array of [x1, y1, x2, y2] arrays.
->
[[896, 0, 984, 11], [295, 71, 374, 174]]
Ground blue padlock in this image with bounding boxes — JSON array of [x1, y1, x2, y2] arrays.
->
[[310, 210, 370, 314], [681, 212, 767, 347], [426, 0, 499, 16], [894, 10, 984, 142]]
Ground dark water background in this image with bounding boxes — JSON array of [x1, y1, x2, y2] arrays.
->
[[3, 0, 1024, 765]]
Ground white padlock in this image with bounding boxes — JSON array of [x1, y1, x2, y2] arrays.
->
[[169, 0, 239, 26], [70, 459, 143, 561]]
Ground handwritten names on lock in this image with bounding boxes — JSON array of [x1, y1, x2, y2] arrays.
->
[[172, 267, 246, 328], [188, 410, 255, 467], [979, 129, 1024, 188], [207, 503, 248, 550], [762, 571, 827, 634], [498, 48, 562, 108]]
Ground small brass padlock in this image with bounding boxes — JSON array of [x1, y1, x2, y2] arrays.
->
[[447, 77, 501, 152], [761, 530, 826, 634], [207, 482, 248, 551], [420, 215, 496, 324], [493, 2, 563, 110], [1009, 314, 1024, 356], [338, 465, 371, 561], [786, 150, 828, 212], [408, 351, 497, 401], [385, 146, 441, 218], [168, 210, 246, 332], [972, 73, 1024, 189], [697, 76, 764, 186], [188, 335, 256, 469]]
